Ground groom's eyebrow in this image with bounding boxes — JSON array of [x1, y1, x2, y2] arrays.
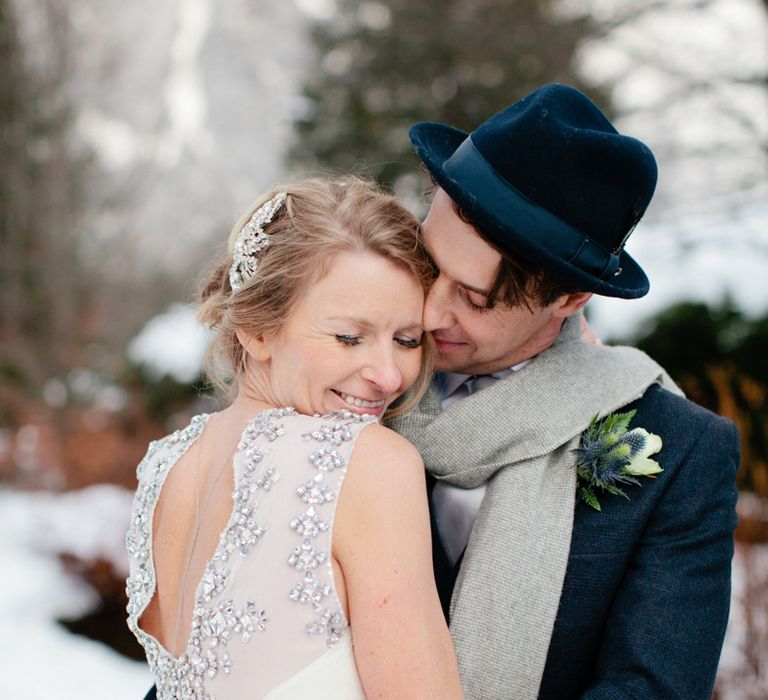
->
[[459, 281, 491, 298], [426, 239, 491, 298]]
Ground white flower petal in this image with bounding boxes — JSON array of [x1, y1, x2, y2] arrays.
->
[[628, 428, 663, 459], [623, 429, 663, 475], [625, 455, 663, 476]]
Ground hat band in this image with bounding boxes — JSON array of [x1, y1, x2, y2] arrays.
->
[[443, 138, 622, 280]]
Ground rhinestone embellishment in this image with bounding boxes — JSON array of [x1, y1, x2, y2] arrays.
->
[[127, 408, 375, 697], [126, 409, 296, 699], [229, 192, 287, 293], [288, 412, 376, 647]]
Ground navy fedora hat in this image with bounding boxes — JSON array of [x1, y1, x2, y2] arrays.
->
[[410, 83, 657, 298]]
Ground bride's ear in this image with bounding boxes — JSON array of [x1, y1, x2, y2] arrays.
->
[[236, 328, 272, 362]]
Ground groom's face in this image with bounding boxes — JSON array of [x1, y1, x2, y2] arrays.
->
[[421, 189, 566, 375]]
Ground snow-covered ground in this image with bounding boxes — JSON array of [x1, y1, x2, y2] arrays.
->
[[717, 541, 768, 698], [0, 485, 764, 698], [0, 487, 152, 699]]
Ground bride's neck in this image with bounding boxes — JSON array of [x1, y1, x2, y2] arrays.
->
[[227, 385, 274, 417], [225, 359, 278, 416]]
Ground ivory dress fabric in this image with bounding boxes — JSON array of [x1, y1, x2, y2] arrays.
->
[[126, 408, 374, 699]]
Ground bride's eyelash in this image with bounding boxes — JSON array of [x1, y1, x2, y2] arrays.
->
[[336, 334, 423, 349], [396, 335, 423, 349], [335, 334, 361, 346]]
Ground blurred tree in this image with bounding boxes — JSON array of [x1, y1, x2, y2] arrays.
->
[[290, 0, 603, 195], [0, 0, 91, 396], [565, 0, 768, 208], [626, 302, 768, 495]]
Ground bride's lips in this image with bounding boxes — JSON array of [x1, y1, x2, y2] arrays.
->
[[331, 389, 388, 415]]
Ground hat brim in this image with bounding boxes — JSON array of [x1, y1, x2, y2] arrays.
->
[[410, 121, 649, 299]]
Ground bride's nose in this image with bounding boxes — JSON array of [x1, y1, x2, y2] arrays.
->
[[360, 346, 402, 395]]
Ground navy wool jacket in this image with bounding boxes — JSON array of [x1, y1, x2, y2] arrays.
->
[[430, 384, 739, 700]]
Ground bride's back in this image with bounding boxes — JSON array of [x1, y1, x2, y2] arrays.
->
[[127, 408, 374, 699]]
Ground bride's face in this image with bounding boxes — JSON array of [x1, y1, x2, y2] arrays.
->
[[248, 250, 425, 418]]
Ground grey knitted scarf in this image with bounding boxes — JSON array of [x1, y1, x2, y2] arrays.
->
[[389, 316, 679, 699]]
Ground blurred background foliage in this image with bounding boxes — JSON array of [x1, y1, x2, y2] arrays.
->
[[623, 303, 768, 496], [5, 0, 763, 495], [291, 0, 605, 192], [1, 0, 92, 391], [1, 0, 766, 695]]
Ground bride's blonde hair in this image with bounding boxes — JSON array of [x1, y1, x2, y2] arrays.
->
[[198, 176, 435, 418]]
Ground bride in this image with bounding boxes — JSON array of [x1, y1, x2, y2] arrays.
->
[[126, 177, 464, 699]]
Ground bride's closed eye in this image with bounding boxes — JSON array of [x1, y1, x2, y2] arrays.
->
[[395, 335, 423, 349], [335, 333, 423, 349], [335, 334, 361, 346]]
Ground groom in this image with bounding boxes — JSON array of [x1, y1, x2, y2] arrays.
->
[[390, 84, 739, 699]]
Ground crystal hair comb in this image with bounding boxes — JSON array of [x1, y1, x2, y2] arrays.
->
[[229, 192, 287, 293]]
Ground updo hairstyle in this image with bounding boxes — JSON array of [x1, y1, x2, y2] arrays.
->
[[198, 176, 435, 417]]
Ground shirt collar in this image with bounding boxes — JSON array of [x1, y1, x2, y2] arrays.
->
[[437, 359, 531, 399]]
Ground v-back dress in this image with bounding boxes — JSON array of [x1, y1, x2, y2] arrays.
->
[[125, 408, 375, 699]]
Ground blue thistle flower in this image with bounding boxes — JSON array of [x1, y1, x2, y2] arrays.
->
[[575, 410, 663, 511]]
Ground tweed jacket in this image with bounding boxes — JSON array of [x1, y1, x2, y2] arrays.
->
[[430, 382, 739, 699]]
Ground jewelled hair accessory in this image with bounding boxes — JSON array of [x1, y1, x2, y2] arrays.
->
[[229, 192, 287, 293]]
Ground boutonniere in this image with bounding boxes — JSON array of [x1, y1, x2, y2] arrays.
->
[[575, 409, 663, 511]]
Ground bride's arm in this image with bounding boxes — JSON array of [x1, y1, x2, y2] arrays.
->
[[333, 423, 464, 700]]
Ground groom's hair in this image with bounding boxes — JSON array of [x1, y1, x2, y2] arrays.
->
[[450, 199, 582, 311]]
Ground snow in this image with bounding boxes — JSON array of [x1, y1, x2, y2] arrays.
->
[[0, 485, 763, 697], [567, 0, 768, 210], [0, 486, 152, 699], [716, 540, 768, 697], [589, 186, 768, 339], [293, 0, 337, 21], [127, 303, 213, 383], [158, 0, 214, 167], [76, 110, 146, 172], [10, 0, 312, 278]]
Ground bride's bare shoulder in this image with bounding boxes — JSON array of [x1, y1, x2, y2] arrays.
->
[[333, 422, 427, 530], [351, 422, 424, 475]]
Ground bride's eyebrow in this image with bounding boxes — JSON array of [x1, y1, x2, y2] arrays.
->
[[327, 316, 423, 332], [327, 316, 374, 330]]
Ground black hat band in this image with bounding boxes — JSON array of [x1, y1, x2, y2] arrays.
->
[[443, 138, 622, 280]]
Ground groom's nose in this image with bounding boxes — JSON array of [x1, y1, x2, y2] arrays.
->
[[423, 275, 453, 332]]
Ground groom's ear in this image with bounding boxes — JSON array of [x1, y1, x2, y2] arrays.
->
[[551, 291, 592, 319], [236, 328, 272, 362]]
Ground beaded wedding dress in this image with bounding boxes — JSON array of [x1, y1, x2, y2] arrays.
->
[[126, 408, 374, 699]]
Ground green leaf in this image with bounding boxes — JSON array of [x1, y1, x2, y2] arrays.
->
[[584, 414, 601, 441], [602, 483, 630, 500], [580, 485, 601, 511], [602, 409, 636, 436]]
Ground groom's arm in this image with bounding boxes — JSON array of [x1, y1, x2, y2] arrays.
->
[[581, 413, 739, 699]]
